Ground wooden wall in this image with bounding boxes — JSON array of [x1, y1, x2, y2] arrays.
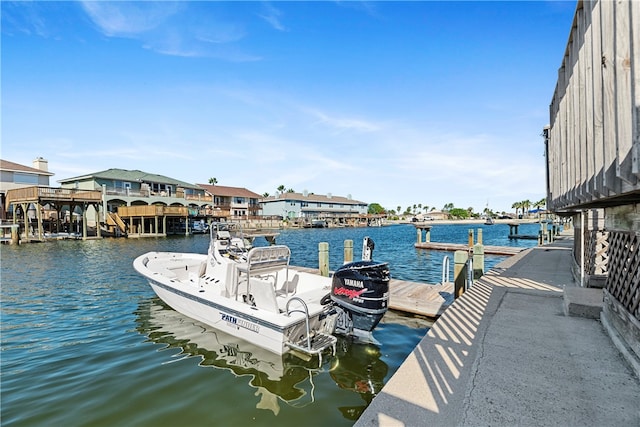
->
[[547, 0, 639, 211]]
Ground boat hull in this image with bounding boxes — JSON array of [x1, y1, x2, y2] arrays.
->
[[134, 252, 332, 355]]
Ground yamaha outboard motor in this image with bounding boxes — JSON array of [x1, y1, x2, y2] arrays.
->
[[330, 239, 390, 340]]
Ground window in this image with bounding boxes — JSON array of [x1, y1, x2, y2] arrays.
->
[[14, 173, 38, 185]]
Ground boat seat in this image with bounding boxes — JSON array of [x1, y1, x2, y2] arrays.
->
[[276, 274, 299, 297], [249, 278, 279, 313]]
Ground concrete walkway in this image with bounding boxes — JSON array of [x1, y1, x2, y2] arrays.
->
[[356, 235, 640, 427]]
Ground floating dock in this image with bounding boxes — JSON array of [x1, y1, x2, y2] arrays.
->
[[294, 266, 452, 318], [414, 241, 523, 256], [413, 224, 524, 256]]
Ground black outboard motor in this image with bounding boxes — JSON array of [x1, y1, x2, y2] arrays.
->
[[330, 259, 390, 338]]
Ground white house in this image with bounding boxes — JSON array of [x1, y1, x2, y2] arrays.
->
[[261, 192, 368, 221]]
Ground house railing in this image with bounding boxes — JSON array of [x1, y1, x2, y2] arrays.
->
[[117, 205, 189, 217], [6, 186, 102, 205]]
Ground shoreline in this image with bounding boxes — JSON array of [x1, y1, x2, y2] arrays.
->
[[387, 218, 542, 226]]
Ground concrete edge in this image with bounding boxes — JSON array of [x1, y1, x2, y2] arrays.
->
[[601, 312, 640, 380]]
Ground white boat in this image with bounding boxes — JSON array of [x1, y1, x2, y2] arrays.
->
[[133, 223, 390, 358]]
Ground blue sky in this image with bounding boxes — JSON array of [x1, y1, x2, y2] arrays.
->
[[1, 1, 576, 214]]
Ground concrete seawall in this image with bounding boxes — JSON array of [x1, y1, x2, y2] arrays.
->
[[356, 235, 640, 426]]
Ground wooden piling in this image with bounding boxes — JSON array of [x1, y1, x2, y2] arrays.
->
[[10, 224, 20, 245], [473, 243, 484, 280], [344, 239, 353, 264], [319, 242, 329, 277], [468, 229, 474, 247], [454, 250, 468, 298]]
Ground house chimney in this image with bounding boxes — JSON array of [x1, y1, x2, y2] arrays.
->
[[33, 157, 48, 172], [327, 193, 332, 199]]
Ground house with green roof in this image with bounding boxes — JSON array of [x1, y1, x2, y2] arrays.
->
[[57, 168, 211, 236], [58, 168, 208, 213]]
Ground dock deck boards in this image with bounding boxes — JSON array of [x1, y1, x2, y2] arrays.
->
[[293, 266, 452, 318], [414, 242, 523, 256]]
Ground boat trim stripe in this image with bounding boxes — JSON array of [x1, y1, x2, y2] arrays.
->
[[148, 278, 289, 333]]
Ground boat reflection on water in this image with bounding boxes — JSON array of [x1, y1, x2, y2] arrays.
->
[[329, 337, 388, 420], [135, 298, 389, 417]]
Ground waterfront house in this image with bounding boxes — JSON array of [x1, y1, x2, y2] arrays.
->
[[260, 191, 368, 226], [0, 158, 54, 221], [544, 0, 639, 376], [58, 168, 207, 211], [58, 168, 209, 236], [197, 184, 262, 219]]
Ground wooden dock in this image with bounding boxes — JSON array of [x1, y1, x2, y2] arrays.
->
[[388, 279, 453, 317], [294, 266, 452, 318], [414, 241, 523, 256]]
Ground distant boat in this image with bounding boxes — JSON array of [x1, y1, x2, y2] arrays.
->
[[484, 217, 495, 225]]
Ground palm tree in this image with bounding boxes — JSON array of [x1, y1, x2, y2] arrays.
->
[[263, 192, 270, 198], [208, 177, 217, 185], [277, 185, 285, 194], [397, 206, 401, 214], [512, 201, 522, 218], [522, 199, 531, 218]]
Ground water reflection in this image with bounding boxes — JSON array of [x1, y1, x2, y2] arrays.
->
[[135, 298, 390, 417]]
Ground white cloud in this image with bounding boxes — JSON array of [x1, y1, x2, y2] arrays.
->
[[80, 2, 181, 36], [79, 1, 259, 60], [259, 3, 286, 31]]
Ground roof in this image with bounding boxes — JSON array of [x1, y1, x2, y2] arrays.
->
[[197, 184, 262, 199], [58, 168, 201, 189], [262, 192, 366, 205], [0, 159, 54, 176]]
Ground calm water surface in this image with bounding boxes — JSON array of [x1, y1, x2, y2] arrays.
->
[[1, 223, 540, 426]]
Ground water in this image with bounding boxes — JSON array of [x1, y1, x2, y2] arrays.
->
[[1, 223, 540, 426]]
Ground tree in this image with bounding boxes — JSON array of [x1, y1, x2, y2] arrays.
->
[[262, 192, 270, 198], [368, 203, 386, 215], [443, 203, 454, 212], [287, 188, 295, 193], [449, 208, 469, 219], [208, 177, 217, 185], [512, 201, 522, 217], [522, 199, 531, 217], [277, 185, 285, 194], [397, 206, 401, 214]]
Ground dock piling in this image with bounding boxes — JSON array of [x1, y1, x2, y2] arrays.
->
[[473, 243, 485, 279], [454, 250, 468, 298], [319, 242, 329, 277], [344, 239, 353, 264]]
